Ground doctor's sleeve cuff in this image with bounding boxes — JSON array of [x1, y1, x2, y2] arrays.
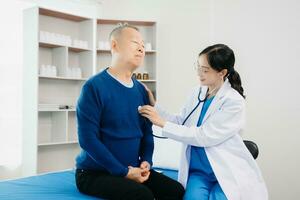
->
[[161, 121, 204, 146], [162, 122, 187, 140], [155, 104, 184, 125]]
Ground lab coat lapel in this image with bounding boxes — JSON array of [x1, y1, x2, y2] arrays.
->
[[188, 86, 208, 126], [202, 79, 231, 124]]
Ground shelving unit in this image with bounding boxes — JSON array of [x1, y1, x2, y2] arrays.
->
[[23, 7, 157, 176]]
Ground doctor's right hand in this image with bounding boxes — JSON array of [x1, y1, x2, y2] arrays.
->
[[126, 166, 150, 183]]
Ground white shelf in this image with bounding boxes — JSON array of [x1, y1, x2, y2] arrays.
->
[[39, 8, 88, 22], [69, 46, 92, 53], [39, 41, 92, 52], [38, 108, 75, 112], [38, 103, 75, 112], [39, 75, 87, 81], [138, 79, 156, 83], [38, 140, 78, 146], [145, 50, 156, 54], [97, 49, 156, 54], [97, 19, 155, 26]]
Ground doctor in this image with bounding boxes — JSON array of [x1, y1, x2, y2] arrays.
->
[[139, 44, 268, 200]]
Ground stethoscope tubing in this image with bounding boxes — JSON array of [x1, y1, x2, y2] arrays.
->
[[152, 87, 205, 139]]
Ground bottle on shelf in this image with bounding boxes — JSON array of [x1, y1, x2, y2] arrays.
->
[[51, 66, 57, 77], [39, 64, 57, 77], [136, 72, 142, 80], [67, 67, 82, 79], [145, 42, 152, 51], [104, 41, 110, 50], [75, 67, 82, 78], [132, 73, 137, 79], [40, 30, 73, 47], [98, 41, 105, 50], [39, 64, 46, 76], [142, 72, 149, 80], [73, 39, 88, 49]]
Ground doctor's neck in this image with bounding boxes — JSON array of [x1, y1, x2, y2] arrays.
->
[[207, 80, 224, 96]]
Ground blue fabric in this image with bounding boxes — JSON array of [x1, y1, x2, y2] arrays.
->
[[0, 168, 177, 200], [184, 174, 227, 200], [185, 96, 228, 200], [189, 96, 215, 176], [76, 69, 154, 177]]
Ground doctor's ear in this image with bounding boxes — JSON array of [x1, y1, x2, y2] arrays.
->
[[219, 69, 228, 78]]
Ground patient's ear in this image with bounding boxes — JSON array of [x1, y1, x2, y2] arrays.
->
[[110, 39, 118, 53]]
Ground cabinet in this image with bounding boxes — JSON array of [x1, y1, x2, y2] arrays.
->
[[23, 7, 157, 176]]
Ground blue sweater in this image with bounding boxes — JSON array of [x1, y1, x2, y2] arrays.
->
[[75, 69, 154, 177]]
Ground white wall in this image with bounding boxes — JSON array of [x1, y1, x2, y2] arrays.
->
[[210, 0, 300, 199], [0, 0, 33, 180]]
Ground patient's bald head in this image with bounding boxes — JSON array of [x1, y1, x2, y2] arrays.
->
[[109, 23, 139, 42]]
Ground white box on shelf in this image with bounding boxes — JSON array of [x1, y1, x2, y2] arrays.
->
[[40, 30, 73, 47], [104, 41, 110, 50], [73, 39, 88, 49], [39, 65, 57, 77], [66, 67, 82, 79], [145, 42, 152, 51], [98, 41, 105, 49]]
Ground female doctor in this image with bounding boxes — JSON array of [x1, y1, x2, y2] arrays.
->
[[139, 44, 268, 200]]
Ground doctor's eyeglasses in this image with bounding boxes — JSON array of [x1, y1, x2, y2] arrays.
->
[[193, 62, 200, 72], [194, 62, 211, 74]]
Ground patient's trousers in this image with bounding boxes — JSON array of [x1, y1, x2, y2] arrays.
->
[[75, 169, 184, 200]]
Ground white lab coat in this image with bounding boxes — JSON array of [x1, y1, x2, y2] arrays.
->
[[156, 79, 268, 200]]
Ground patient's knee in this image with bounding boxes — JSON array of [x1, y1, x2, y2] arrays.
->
[[123, 186, 154, 200]]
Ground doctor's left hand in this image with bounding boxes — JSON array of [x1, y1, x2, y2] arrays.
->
[[139, 105, 166, 128]]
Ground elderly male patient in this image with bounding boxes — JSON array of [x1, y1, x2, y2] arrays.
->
[[74, 23, 184, 200]]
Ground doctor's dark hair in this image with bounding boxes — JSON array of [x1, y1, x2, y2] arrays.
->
[[199, 44, 245, 99]]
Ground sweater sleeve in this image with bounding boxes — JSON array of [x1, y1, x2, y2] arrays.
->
[[139, 87, 154, 166], [139, 118, 154, 166], [76, 82, 129, 176]]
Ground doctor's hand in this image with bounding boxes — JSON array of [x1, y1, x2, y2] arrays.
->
[[138, 105, 166, 128], [126, 166, 150, 183], [141, 83, 156, 106]]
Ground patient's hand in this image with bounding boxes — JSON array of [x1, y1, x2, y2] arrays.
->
[[140, 161, 151, 177], [126, 166, 150, 183]]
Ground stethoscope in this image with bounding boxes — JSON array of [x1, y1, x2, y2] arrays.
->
[[152, 87, 208, 139]]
